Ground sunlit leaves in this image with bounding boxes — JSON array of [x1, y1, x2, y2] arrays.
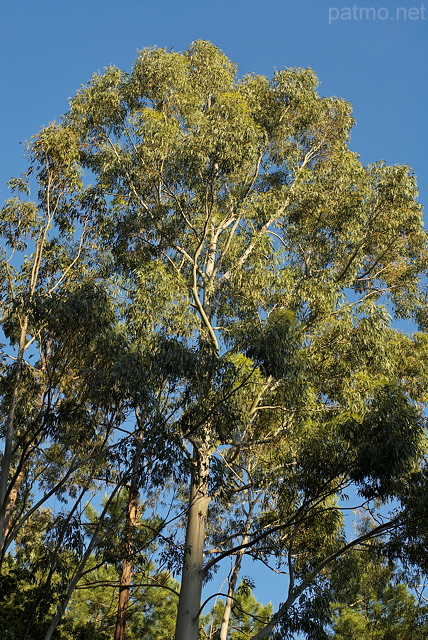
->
[[66, 65, 127, 136], [1, 39, 427, 640], [0, 198, 39, 251]]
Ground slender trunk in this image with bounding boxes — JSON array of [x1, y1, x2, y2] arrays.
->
[[113, 428, 144, 640], [115, 556, 134, 640], [219, 548, 246, 640], [43, 484, 122, 640], [1, 466, 25, 547], [174, 445, 211, 640], [0, 316, 29, 551], [219, 503, 254, 640], [21, 486, 87, 640], [176, 219, 216, 640]]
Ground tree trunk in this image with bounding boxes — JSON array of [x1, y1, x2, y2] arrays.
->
[[174, 445, 211, 640], [113, 427, 144, 640], [114, 504, 138, 640], [0, 316, 28, 552], [219, 526, 251, 640], [43, 485, 122, 640], [1, 466, 26, 552], [219, 551, 245, 640]]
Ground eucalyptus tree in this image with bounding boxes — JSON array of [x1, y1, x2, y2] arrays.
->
[[0, 122, 131, 560], [3, 40, 427, 639], [0, 117, 163, 638]]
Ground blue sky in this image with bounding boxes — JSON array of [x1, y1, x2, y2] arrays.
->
[[1, 0, 426, 614], [1, 0, 427, 216]]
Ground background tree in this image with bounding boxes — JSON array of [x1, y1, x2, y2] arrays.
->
[[328, 525, 428, 640]]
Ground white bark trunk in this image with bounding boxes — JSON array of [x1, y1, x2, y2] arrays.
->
[[175, 446, 210, 640], [219, 499, 254, 640]]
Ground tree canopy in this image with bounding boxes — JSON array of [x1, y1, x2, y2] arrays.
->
[[1, 40, 427, 640]]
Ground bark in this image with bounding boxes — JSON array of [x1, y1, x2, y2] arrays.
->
[[219, 502, 254, 640], [113, 428, 144, 640], [175, 211, 216, 640], [0, 316, 29, 551], [1, 466, 26, 548], [219, 544, 247, 640], [174, 445, 211, 640]]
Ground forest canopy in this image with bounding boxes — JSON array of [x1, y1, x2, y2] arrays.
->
[[0, 40, 427, 640]]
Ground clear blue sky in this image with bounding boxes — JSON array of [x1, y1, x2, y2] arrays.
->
[[1, 0, 427, 217], [1, 0, 426, 612]]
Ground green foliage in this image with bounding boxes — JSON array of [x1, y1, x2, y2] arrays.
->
[[328, 541, 428, 640], [242, 309, 302, 379], [1, 40, 427, 640], [342, 384, 424, 499]]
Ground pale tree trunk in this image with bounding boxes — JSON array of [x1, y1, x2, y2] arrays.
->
[[175, 208, 216, 640], [219, 502, 254, 640], [114, 427, 144, 640], [219, 549, 246, 640], [174, 444, 211, 640]]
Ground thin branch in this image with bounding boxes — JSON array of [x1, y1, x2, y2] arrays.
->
[[249, 514, 404, 639], [48, 220, 88, 295]]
